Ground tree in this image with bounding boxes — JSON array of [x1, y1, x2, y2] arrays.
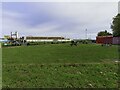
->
[[97, 30, 112, 36], [111, 14, 120, 37]]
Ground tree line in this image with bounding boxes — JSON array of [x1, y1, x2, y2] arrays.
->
[[97, 14, 120, 37]]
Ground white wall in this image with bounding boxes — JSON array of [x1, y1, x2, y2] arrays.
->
[[26, 39, 72, 42]]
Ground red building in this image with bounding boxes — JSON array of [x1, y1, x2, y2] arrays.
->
[[96, 36, 113, 44], [96, 36, 120, 45]]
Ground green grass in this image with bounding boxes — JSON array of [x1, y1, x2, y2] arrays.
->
[[2, 44, 118, 64], [2, 44, 119, 88]]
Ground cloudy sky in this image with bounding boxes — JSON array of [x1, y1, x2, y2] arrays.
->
[[1, 1, 119, 39]]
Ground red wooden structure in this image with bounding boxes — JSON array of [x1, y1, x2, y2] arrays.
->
[[96, 36, 113, 44]]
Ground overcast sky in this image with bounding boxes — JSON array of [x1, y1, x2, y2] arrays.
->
[[1, 1, 119, 39]]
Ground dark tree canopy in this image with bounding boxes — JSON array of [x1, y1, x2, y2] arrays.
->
[[111, 14, 120, 37], [97, 30, 112, 36]]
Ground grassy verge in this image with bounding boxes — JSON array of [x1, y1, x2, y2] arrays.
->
[[2, 63, 118, 88], [2, 44, 119, 88]]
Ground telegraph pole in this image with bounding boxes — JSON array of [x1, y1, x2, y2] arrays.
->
[[85, 29, 87, 39]]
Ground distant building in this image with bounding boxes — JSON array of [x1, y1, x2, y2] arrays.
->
[[96, 36, 113, 44], [4, 35, 10, 39], [96, 36, 120, 45], [25, 36, 71, 42]]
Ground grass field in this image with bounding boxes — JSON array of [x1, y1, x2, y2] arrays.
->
[[2, 44, 119, 88]]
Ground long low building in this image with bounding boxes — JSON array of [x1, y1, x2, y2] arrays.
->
[[25, 36, 72, 42], [96, 36, 120, 45]]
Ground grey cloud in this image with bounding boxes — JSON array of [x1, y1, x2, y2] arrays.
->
[[2, 2, 118, 39]]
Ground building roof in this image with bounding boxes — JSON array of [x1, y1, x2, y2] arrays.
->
[[26, 36, 65, 39]]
